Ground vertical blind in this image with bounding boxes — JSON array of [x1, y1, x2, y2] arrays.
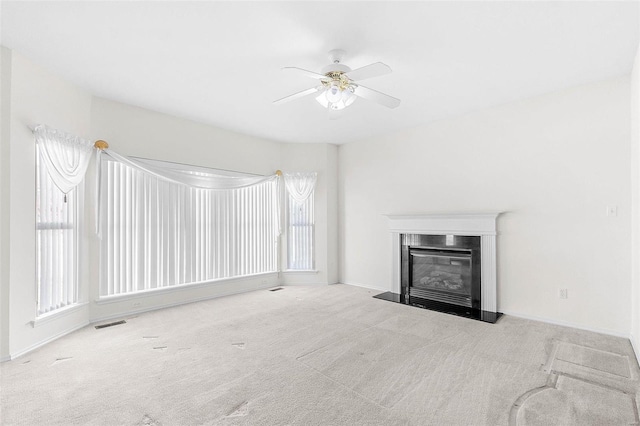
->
[[36, 145, 79, 315], [287, 193, 314, 270], [100, 159, 279, 296]]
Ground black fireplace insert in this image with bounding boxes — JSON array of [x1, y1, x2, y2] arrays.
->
[[403, 234, 481, 310]]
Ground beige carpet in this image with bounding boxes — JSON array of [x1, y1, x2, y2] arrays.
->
[[1, 284, 638, 425]]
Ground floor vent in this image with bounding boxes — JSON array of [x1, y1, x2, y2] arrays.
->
[[269, 287, 284, 292], [95, 320, 126, 329]]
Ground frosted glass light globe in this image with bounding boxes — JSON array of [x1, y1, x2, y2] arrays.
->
[[325, 82, 342, 103]]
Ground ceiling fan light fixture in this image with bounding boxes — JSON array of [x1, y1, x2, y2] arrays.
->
[[342, 86, 356, 104], [316, 91, 356, 111], [276, 50, 399, 111], [326, 82, 342, 103]]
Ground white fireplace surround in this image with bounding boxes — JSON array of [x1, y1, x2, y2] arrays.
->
[[386, 213, 501, 313]]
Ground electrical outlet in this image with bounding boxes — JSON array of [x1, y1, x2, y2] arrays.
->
[[559, 289, 568, 299], [132, 302, 141, 308], [607, 206, 618, 217]]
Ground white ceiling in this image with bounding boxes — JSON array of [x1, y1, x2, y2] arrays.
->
[[1, 1, 639, 145]]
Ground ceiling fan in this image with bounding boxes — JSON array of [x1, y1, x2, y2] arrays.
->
[[273, 49, 400, 111]]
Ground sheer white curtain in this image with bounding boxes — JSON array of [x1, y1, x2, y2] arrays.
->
[[283, 172, 316, 204], [99, 154, 280, 297], [34, 124, 93, 194], [283, 172, 316, 270], [34, 125, 91, 316]]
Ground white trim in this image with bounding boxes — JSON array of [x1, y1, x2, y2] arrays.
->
[[8, 321, 89, 361], [0, 355, 10, 363], [90, 280, 274, 324], [481, 236, 497, 313], [385, 213, 501, 236], [342, 281, 389, 292], [95, 272, 278, 304], [283, 269, 319, 274], [630, 333, 640, 366], [31, 302, 88, 328], [282, 282, 327, 286], [501, 310, 629, 339]]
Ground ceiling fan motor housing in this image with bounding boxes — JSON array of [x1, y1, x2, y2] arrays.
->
[[321, 63, 351, 75]]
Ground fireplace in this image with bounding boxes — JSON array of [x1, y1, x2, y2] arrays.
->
[[374, 213, 502, 323], [402, 234, 481, 309]]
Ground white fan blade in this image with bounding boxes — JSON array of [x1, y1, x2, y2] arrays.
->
[[283, 67, 328, 80], [346, 62, 392, 81], [353, 85, 401, 109], [273, 87, 321, 105]]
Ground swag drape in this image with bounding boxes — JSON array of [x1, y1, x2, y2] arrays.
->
[[99, 149, 279, 190], [34, 124, 93, 194], [283, 172, 317, 203], [95, 148, 281, 235]]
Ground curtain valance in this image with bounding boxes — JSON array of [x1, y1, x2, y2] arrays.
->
[[100, 149, 279, 189], [283, 172, 317, 203], [34, 124, 93, 194], [96, 148, 281, 236]]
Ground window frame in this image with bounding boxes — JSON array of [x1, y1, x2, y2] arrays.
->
[[285, 190, 315, 271]]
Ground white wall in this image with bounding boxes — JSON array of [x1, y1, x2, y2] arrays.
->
[[280, 143, 339, 285], [339, 76, 632, 336], [2, 49, 93, 359], [0, 47, 12, 360], [630, 43, 640, 355]]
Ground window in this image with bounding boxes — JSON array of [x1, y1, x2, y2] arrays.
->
[[99, 158, 279, 297], [286, 191, 314, 270], [35, 145, 79, 315]]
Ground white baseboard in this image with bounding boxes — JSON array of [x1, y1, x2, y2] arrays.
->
[[281, 282, 329, 286], [501, 309, 629, 339], [8, 321, 89, 361], [90, 281, 274, 324], [631, 333, 640, 365], [341, 281, 389, 292], [0, 355, 10, 363]]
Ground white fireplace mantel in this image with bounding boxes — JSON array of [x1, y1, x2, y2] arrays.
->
[[386, 213, 502, 313]]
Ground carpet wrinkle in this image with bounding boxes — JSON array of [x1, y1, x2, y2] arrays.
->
[[138, 414, 162, 426], [226, 400, 249, 417], [555, 341, 632, 378], [509, 373, 559, 426], [295, 354, 391, 411], [554, 370, 638, 396], [50, 357, 73, 366]]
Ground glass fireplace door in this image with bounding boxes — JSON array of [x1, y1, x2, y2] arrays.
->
[[409, 248, 473, 307]]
